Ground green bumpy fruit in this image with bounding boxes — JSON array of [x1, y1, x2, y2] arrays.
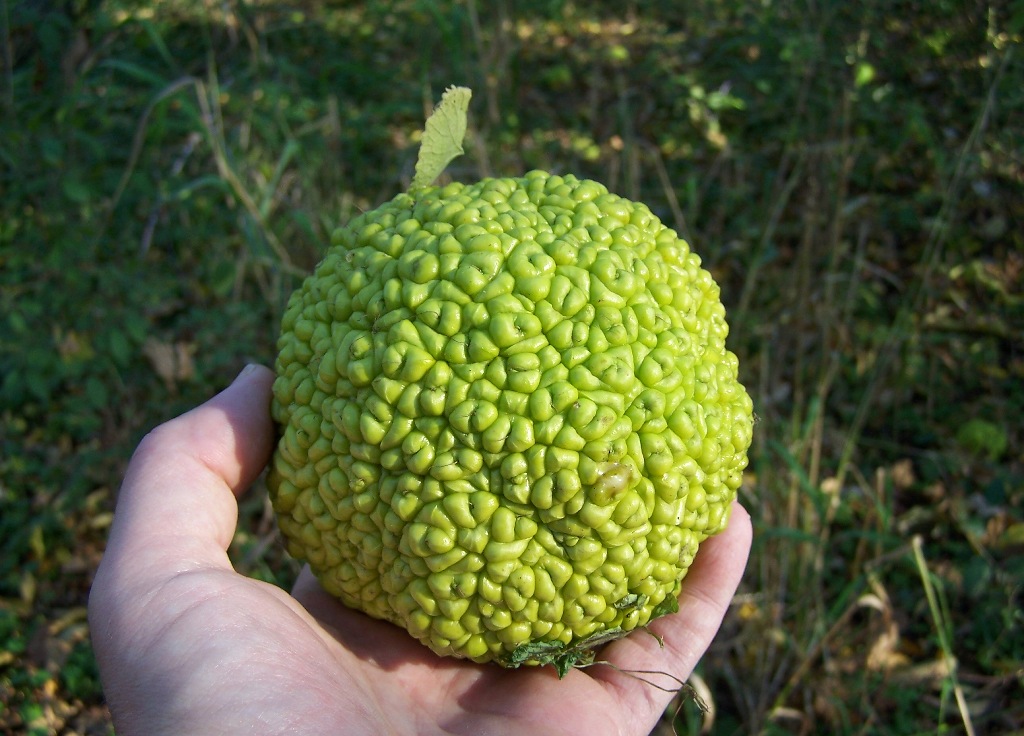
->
[[268, 170, 753, 667]]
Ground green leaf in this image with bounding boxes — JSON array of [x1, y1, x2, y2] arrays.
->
[[98, 58, 170, 88], [651, 592, 680, 619], [854, 62, 876, 88], [85, 375, 109, 409], [107, 329, 133, 369], [410, 86, 472, 191], [26, 371, 52, 402], [613, 593, 648, 611], [501, 628, 629, 678], [140, 18, 177, 72], [7, 311, 28, 335], [956, 419, 1008, 461], [62, 177, 91, 204], [502, 639, 564, 668], [40, 137, 64, 167], [551, 649, 588, 678]]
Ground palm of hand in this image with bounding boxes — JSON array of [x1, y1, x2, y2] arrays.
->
[[105, 567, 655, 734], [89, 366, 750, 736]]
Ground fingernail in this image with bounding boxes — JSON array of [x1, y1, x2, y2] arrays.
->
[[234, 363, 260, 383]]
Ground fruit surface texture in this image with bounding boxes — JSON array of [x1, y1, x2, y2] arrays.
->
[[269, 169, 753, 666]]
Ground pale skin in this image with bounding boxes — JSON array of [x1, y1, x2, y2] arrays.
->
[[88, 364, 753, 736]]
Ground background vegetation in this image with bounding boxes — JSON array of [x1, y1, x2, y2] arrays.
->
[[1, 0, 1022, 733]]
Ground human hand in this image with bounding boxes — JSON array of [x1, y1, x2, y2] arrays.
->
[[88, 364, 752, 736]]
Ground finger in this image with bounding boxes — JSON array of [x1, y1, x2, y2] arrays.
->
[[593, 502, 752, 721], [105, 364, 276, 569]]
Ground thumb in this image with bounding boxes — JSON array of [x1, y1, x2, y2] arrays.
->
[[104, 364, 276, 570], [594, 502, 752, 721]]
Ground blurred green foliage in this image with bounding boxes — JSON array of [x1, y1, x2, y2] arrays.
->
[[1, 0, 1022, 733]]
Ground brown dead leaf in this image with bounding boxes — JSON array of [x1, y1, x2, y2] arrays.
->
[[54, 328, 95, 363], [142, 337, 196, 390], [865, 614, 908, 671], [995, 522, 1024, 550], [923, 481, 947, 503], [855, 586, 908, 672], [820, 476, 841, 496], [889, 657, 956, 688], [691, 673, 716, 735], [889, 459, 916, 491]]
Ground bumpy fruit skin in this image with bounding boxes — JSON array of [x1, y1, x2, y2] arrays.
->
[[268, 170, 753, 665]]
